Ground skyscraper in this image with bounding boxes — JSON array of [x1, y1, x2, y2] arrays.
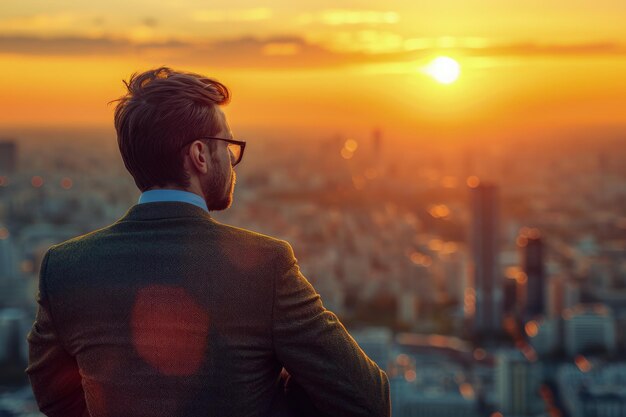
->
[[521, 230, 545, 318], [495, 350, 543, 415], [468, 181, 502, 336], [0, 140, 17, 175], [0, 227, 19, 304], [503, 277, 518, 315]]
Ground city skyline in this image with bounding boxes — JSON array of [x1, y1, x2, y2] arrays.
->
[[1, 125, 626, 416], [2, 2, 626, 416]]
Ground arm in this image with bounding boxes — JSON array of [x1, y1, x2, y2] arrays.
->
[[26, 249, 88, 417], [272, 241, 391, 417]]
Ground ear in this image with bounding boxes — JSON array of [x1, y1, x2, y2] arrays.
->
[[187, 141, 210, 175]]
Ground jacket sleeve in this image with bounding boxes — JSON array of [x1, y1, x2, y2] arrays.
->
[[26, 249, 88, 417], [271, 241, 391, 417]]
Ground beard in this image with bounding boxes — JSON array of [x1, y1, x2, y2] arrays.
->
[[202, 166, 236, 211]]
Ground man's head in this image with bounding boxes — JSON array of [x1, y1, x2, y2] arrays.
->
[[113, 66, 239, 210]]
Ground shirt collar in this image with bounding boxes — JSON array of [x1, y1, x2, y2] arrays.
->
[[138, 189, 209, 213]]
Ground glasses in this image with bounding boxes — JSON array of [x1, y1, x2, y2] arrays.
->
[[182, 137, 246, 167]]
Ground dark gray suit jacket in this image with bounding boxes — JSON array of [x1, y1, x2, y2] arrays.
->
[[26, 202, 390, 417]]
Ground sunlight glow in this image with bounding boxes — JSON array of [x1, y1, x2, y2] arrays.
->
[[425, 56, 461, 84]]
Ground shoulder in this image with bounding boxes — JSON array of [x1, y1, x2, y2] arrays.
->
[[45, 219, 297, 272], [210, 221, 295, 262], [35, 225, 119, 298], [44, 224, 117, 263]]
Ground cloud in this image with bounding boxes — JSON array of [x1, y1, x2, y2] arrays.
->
[[0, 12, 80, 33], [261, 42, 301, 56], [175, 36, 373, 68], [473, 41, 626, 57], [191, 8, 272, 22], [298, 9, 399, 26], [322, 30, 405, 53], [0, 12, 156, 41], [0, 34, 377, 68], [0, 34, 624, 68], [0, 35, 184, 56], [0, 35, 126, 55]]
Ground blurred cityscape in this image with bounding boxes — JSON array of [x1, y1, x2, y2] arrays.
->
[[1, 127, 626, 417]]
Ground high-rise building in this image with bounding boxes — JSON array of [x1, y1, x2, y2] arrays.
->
[[441, 250, 469, 305], [547, 275, 564, 320], [0, 232, 19, 307], [468, 182, 502, 336], [0, 308, 29, 363], [521, 230, 545, 318], [564, 304, 616, 357], [503, 277, 518, 315], [0, 140, 17, 175], [0, 231, 16, 281], [558, 363, 626, 417], [547, 275, 580, 320], [495, 350, 543, 416]]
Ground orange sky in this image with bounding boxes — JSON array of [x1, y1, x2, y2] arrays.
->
[[2, 1, 626, 143]]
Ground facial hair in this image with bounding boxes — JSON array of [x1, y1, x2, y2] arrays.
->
[[202, 166, 236, 211]]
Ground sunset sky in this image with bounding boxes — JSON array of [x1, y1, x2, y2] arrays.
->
[[2, 0, 626, 143]]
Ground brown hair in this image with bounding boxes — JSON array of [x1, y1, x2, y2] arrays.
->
[[112, 67, 230, 191]]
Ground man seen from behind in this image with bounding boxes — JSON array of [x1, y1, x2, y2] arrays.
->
[[26, 67, 391, 417]]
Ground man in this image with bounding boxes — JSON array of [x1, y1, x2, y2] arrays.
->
[[26, 67, 390, 417]]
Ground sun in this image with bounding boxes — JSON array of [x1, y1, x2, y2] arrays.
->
[[425, 56, 461, 84]]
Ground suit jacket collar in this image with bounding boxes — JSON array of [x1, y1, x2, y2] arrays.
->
[[117, 201, 216, 222]]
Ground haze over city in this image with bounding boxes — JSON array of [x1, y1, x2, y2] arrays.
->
[[1, 1, 626, 417]]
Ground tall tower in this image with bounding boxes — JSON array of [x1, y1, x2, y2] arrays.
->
[[521, 230, 545, 318], [468, 180, 502, 336], [495, 350, 542, 415], [0, 140, 17, 175]]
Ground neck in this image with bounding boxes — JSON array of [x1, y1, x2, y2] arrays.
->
[[146, 178, 205, 200]]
